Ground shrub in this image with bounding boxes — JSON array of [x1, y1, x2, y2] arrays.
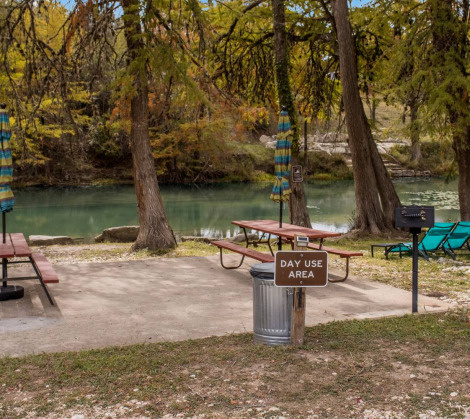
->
[[305, 151, 352, 180], [389, 139, 454, 175]]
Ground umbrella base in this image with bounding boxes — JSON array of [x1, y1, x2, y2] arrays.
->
[[0, 285, 24, 301]]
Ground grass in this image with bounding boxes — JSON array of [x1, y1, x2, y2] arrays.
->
[[0, 314, 469, 417], [38, 241, 219, 264]]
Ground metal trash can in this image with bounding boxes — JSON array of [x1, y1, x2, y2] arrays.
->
[[250, 262, 293, 346]]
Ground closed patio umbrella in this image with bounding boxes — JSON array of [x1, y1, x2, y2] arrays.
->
[[270, 109, 292, 250], [0, 103, 15, 292], [0, 104, 14, 216]]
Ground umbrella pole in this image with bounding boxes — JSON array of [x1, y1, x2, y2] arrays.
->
[[2, 212, 6, 287], [278, 201, 282, 251]]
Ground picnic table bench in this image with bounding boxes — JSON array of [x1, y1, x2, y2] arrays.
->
[[0, 233, 58, 305], [211, 240, 274, 269], [306, 242, 363, 282]]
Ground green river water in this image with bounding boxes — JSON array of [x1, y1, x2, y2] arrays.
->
[[5, 178, 459, 240]]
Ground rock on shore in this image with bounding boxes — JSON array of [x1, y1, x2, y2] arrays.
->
[[29, 235, 75, 246], [94, 226, 140, 243]]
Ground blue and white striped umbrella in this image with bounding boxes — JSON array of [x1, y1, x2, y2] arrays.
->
[[270, 110, 292, 203], [0, 108, 14, 212]]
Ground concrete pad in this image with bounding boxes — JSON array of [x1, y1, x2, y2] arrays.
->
[[0, 255, 448, 358]]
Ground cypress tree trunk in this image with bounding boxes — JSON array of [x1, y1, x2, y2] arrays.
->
[[122, 0, 177, 251], [368, 137, 401, 228], [454, 0, 470, 221], [272, 0, 311, 227], [409, 95, 423, 165], [430, 0, 470, 221], [454, 130, 470, 221], [289, 155, 311, 227], [332, 0, 400, 234]]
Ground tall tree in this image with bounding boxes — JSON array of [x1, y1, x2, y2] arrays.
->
[[427, 0, 470, 220], [121, 0, 176, 250], [408, 89, 423, 165], [331, 0, 400, 234], [272, 0, 310, 227], [373, 0, 425, 166]]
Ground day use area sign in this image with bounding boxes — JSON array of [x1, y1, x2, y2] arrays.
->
[[274, 251, 328, 287]]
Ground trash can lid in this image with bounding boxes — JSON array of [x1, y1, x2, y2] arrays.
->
[[250, 262, 275, 279]]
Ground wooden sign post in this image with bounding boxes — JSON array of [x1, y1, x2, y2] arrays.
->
[[292, 234, 306, 345], [274, 234, 328, 346]]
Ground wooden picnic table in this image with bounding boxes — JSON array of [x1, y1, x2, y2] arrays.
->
[[211, 219, 341, 269], [0, 233, 58, 305], [212, 220, 362, 281]]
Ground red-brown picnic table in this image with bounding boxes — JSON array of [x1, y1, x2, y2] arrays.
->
[[212, 220, 355, 276], [210, 220, 362, 282], [229, 220, 361, 282], [0, 233, 58, 305]]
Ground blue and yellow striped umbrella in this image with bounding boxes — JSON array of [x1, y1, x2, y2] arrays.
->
[[270, 110, 292, 202], [0, 108, 14, 212]]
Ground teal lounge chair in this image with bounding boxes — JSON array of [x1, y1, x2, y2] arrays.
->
[[387, 223, 455, 261], [442, 221, 470, 260]]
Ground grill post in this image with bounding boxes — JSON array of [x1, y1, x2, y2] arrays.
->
[[410, 227, 421, 313], [2, 213, 6, 287]]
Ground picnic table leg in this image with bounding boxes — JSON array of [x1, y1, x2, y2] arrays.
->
[[29, 257, 54, 305], [328, 258, 350, 283], [242, 228, 249, 247], [2, 258, 6, 287], [267, 234, 274, 256], [218, 248, 246, 270], [242, 228, 266, 247]]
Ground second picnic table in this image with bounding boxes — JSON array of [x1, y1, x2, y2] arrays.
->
[[211, 219, 363, 282], [211, 219, 340, 269], [0, 233, 59, 305]]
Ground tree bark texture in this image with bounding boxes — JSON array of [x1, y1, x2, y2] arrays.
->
[[454, 130, 470, 221], [369, 136, 401, 227], [272, 0, 311, 227], [289, 156, 311, 227], [409, 95, 423, 165], [122, 0, 177, 250], [430, 0, 470, 220], [454, 0, 470, 221], [332, 0, 400, 234]]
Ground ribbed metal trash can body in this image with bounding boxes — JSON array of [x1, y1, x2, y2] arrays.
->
[[251, 262, 293, 346]]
